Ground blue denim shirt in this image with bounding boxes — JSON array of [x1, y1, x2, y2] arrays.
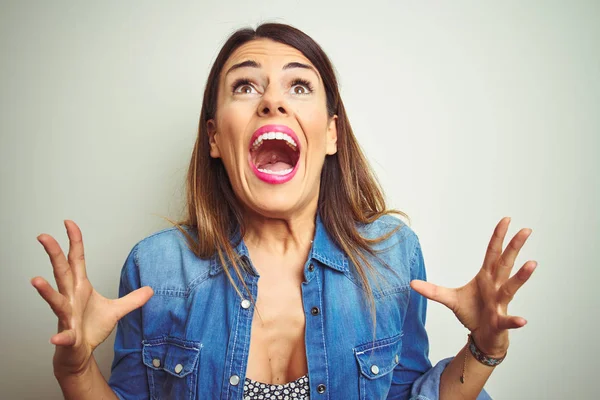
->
[[108, 214, 491, 399]]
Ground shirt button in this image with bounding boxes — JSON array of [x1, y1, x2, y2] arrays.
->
[[371, 364, 380, 375], [308, 263, 314, 272], [241, 299, 251, 309], [152, 358, 161, 368], [311, 306, 320, 316], [229, 374, 240, 386], [395, 354, 399, 364], [174, 364, 183, 374], [317, 383, 326, 393]]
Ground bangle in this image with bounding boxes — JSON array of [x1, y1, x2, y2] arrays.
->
[[468, 334, 507, 366], [460, 334, 507, 384]]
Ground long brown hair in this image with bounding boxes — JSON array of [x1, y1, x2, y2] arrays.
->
[[166, 22, 409, 329]]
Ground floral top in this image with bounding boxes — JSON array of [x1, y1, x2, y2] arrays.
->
[[243, 374, 310, 399]]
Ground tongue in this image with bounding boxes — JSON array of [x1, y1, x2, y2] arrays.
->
[[261, 160, 293, 171], [256, 151, 293, 171]]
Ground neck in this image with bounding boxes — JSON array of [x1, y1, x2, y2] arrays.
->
[[243, 207, 317, 257]]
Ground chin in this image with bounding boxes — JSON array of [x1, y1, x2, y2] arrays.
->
[[246, 192, 305, 219]]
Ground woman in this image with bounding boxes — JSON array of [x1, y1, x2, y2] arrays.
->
[[32, 23, 536, 399]]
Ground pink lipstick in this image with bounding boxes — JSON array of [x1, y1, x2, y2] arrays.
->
[[248, 124, 300, 184]]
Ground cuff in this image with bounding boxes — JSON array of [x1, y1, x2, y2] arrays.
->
[[410, 357, 493, 400]]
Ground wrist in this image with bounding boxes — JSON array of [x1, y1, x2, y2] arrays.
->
[[458, 333, 505, 386], [469, 331, 509, 358], [467, 334, 507, 367], [53, 357, 94, 382]]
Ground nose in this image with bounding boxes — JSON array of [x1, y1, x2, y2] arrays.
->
[[257, 88, 288, 117]]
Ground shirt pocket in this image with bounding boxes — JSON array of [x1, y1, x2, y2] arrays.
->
[[142, 336, 201, 400], [354, 332, 403, 400]]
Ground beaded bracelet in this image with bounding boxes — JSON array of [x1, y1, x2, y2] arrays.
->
[[460, 334, 507, 384]]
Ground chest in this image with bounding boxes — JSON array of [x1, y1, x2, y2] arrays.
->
[[141, 260, 411, 400], [245, 259, 308, 383]]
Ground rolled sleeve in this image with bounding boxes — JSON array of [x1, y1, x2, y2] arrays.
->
[[410, 357, 492, 399], [107, 244, 149, 400]]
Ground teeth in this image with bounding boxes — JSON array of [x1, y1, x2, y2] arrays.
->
[[251, 132, 298, 151], [257, 167, 293, 175]]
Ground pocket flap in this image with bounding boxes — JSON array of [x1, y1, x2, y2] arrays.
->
[[354, 333, 403, 380], [142, 337, 201, 378]]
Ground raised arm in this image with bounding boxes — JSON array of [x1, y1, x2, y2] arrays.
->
[[411, 217, 537, 399], [31, 220, 153, 400]]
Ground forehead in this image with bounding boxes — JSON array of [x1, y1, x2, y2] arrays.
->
[[222, 39, 315, 75]]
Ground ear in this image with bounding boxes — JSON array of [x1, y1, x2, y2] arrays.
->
[[207, 119, 221, 158], [325, 115, 338, 155]]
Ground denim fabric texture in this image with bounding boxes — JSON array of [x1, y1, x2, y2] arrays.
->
[[108, 214, 491, 399]]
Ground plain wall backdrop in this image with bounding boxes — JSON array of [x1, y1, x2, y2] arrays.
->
[[1, 1, 598, 398]]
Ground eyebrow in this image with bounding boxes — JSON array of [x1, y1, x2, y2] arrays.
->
[[225, 60, 319, 78]]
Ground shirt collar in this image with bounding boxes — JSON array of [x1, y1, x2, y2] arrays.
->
[[209, 213, 348, 276], [309, 213, 348, 272]]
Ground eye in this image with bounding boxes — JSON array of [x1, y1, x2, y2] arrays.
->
[[232, 79, 259, 95], [292, 85, 308, 95], [290, 79, 314, 95]]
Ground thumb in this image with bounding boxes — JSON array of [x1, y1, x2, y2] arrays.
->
[[410, 280, 457, 311], [113, 286, 154, 320]]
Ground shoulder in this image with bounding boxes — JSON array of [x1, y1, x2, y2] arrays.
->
[[123, 225, 212, 294], [134, 225, 196, 256], [357, 214, 420, 255], [336, 214, 423, 295]]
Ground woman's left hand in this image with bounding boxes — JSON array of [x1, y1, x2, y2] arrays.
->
[[410, 217, 537, 357]]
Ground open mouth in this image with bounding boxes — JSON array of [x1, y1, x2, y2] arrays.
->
[[249, 126, 300, 183]]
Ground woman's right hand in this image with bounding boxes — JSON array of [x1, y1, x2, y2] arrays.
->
[[31, 220, 154, 378]]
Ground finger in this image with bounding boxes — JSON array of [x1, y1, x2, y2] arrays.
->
[[482, 217, 510, 273], [50, 329, 76, 346], [410, 280, 458, 312], [64, 220, 88, 283], [36, 233, 73, 295], [494, 228, 533, 282], [31, 277, 71, 324], [113, 286, 154, 321], [498, 261, 537, 305], [497, 314, 527, 330]]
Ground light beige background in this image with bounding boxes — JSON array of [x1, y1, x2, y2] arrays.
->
[[1, 1, 598, 398]]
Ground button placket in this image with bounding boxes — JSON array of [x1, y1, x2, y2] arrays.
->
[[221, 265, 258, 399], [302, 262, 328, 399]]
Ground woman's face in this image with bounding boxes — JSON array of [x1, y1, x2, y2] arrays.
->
[[208, 38, 337, 220]]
